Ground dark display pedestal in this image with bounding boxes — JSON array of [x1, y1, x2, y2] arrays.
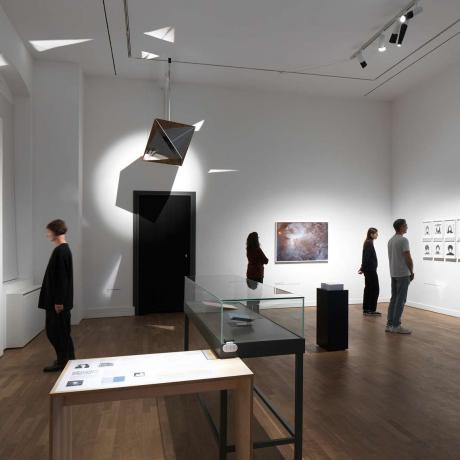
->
[[316, 288, 349, 351]]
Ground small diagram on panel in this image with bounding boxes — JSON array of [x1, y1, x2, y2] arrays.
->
[[66, 380, 83, 387], [433, 221, 444, 242], [422, 222, 433, 242], [75, 364, 90, 369], [423, 242, 433, 260], [444, 220, 456, 242], [445, 243, 456, 261], [101, 376, 125, 384]]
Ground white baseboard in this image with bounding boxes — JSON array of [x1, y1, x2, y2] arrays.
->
[[406, 301, 460, 318], [84, 306, 135, 319], [349, 297, 392, 305], [304, 297, 390, 307], [276, 298, 391, 308]]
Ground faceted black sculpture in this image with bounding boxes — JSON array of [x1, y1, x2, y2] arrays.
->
[[143, 118, 195, 166]]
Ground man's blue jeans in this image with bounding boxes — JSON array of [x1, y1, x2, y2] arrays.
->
[[387, 276, 410, 328]]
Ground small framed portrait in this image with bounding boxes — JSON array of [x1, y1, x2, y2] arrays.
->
[[434, 242, 444, 260], [433, 221, 444, 242], [445, 242, 456, 260], [422, 222, 433, 242], [423, 242, 433, 260], [444, 220, 456, 242]]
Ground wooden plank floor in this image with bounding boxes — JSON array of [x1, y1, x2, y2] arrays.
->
[[0, 304, 459, 460]]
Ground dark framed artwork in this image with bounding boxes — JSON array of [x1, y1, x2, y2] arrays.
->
[[275, 222, 328, 263]]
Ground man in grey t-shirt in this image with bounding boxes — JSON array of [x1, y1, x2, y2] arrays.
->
[[387, 219, 414, 334]]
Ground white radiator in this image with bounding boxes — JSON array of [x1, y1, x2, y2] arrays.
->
[[5, 283, 43, 348]]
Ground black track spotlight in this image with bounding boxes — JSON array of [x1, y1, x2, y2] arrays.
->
[[399, 3, 423, 24], [397, 21, 409, 46], [357, 50, 367, 69], [389, 22, 400, 44], [405, 5, 423, 21]]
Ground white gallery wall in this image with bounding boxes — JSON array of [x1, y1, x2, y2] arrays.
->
[[32, 61, 84, 323], [83, 76, 393, 316], [0, 91, 17, 282], [392, 61, 460, 317], [0, 118, 4, 353], [0, 4, 33, 355]]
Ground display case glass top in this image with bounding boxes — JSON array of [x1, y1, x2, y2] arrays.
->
[[193, 274, 305, 302], [185, 275, 305, 358]]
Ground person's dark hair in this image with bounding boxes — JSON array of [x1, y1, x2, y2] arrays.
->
[[46, 219, 68, 236], [365, 227, 378, 244], [246, 232, 260, 250], [393, 219, 407, 232]]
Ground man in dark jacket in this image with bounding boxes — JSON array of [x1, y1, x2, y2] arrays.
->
[[39, 219, 75, 372]]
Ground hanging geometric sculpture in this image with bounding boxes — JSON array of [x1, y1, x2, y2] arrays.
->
[[142, 118, 195, 166]]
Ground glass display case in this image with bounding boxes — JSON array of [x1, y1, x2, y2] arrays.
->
[[184, 275, 305, 358], [184, 275, 306, 459]]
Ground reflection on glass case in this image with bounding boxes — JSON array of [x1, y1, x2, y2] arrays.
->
[[184, 275, 305, 357]]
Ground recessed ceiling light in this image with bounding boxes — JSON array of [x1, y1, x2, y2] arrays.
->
[[208, 169, 239, 174], [29, 39, 93, 52], [0, 54, 8, 67], [144, 27, 175, 43], [193, 120, 205, 131], [141, 51, 158, 60]]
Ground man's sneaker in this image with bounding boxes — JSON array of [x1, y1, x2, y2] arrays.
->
[[392, 326, 412, 334], [385, 325, 394, 332], [365, 311, 382, 316]]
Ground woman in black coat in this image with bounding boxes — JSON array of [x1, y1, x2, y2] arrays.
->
[[358, 228, 381, 316]]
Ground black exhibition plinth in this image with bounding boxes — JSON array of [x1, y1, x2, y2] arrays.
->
[[316, 288, 349, 351]]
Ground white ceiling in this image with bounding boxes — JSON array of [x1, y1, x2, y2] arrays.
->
[[1, 0, 460, 100]]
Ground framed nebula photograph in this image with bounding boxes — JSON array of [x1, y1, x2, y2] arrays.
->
[[275, 222, 328, 263]]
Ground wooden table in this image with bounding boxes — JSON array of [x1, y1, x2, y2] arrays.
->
[[49, 350, 253, 460]]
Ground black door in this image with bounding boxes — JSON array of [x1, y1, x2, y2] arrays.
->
[[134, 192, 195, 315]]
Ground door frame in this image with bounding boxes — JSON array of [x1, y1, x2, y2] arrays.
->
[[133, 191, 196, 315]]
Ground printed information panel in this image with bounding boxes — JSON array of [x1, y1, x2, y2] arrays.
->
[[52, 350, 252, 394]]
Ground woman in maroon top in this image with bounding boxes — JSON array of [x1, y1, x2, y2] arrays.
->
[[246, 232, 269, 283]]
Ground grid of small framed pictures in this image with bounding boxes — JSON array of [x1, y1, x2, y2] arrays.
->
[[422, 220, 460, 262]]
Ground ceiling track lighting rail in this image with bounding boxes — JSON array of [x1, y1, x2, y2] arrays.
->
[[365, 27, 460, 96], [351, 0, 422, 67], [119, 0, 459, 96], [102, 0, 117, 75]]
